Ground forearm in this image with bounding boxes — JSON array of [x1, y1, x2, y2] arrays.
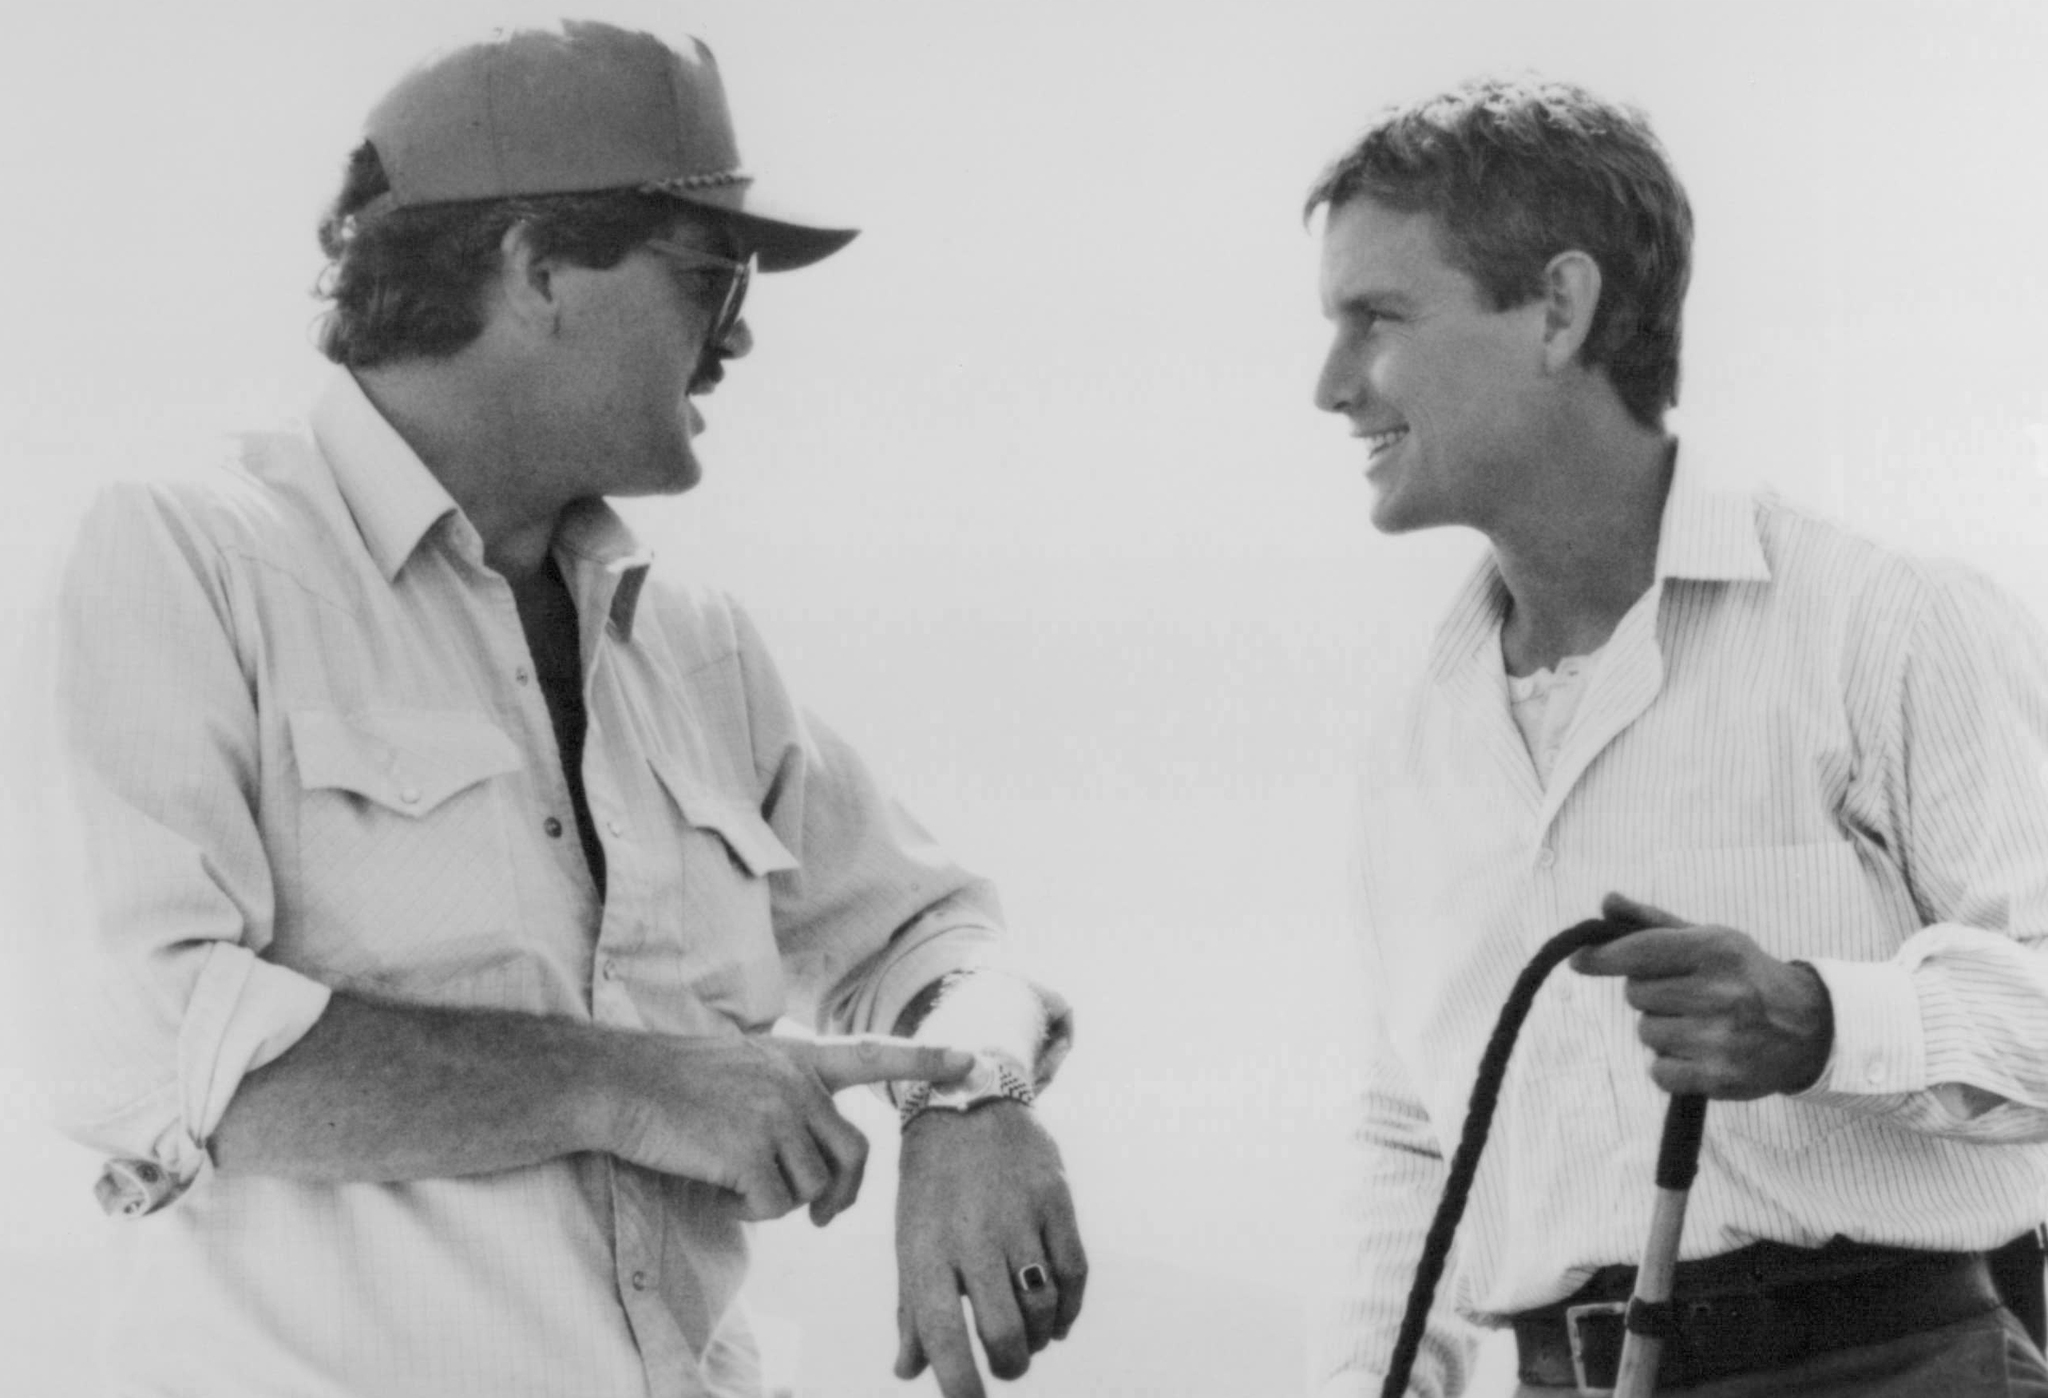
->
[[212, 992, 618, 1183]]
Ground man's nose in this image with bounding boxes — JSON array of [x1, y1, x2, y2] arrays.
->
[[1313, 343, 1354, 414], [719, 316, 754, 362]]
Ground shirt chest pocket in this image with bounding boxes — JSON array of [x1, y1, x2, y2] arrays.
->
[[646, 752, 799, 1032], [285, 708, 525, 989]]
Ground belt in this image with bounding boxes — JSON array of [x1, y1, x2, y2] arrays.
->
[[1512, 1240, 2001, 1392]]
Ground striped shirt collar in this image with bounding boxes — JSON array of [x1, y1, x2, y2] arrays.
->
[[1429, 451, 1771, 681], [310, 371, 654, 637]]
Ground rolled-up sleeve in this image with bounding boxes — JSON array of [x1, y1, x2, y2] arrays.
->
[[52, 485, 330, 1208], [1801, 562, 2048, 1140]]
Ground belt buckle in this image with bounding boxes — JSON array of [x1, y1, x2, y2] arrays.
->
[[1564, 1300, 1628, 1395]]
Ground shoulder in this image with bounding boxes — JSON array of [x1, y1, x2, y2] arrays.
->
[[1750, 490, 2046, 678], [1748, 492, 1952, 636], [1752, 493, 1923, 600], [632, 572, 758, 676], [71, 426, 351, 586]]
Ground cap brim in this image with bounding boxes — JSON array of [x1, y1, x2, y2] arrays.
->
[[654, 179, 858, 272]]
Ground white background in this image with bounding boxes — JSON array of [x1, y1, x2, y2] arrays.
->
[[2, 2, 2045, 1395]]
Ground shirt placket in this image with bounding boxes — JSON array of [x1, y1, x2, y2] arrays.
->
[[564, 557, 698, 1391], [450, 527, 601, 911]]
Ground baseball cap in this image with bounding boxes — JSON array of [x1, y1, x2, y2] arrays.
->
[[362, 20, 857, 271]]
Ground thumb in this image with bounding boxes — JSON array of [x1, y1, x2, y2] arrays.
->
[[1602, 890, 1692, 931], [801, 1036, 976, 1093]]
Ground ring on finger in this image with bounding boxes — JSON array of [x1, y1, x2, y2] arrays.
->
[[1016, 1262, 1051, 1294]]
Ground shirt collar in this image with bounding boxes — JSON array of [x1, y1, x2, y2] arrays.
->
[[309, 371, 654, 637], [555, 498, 655, 641], [310, 371, 459, 583], [1426, 448, 1771, 681], [1651, 450, 1771, 586]]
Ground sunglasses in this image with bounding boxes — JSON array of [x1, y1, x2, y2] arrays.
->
[[643, 237, 755, 371]]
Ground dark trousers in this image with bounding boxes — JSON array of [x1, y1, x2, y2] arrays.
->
[[1511, 1308, 2048, 1397]]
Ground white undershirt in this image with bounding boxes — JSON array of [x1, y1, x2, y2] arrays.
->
[[1505, 647, 1604, 786]]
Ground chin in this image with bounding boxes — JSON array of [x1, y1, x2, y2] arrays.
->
[[637, 443, 704, 497], [1368, 488, 1422, 536]]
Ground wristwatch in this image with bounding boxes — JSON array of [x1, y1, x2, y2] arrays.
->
[[899, 1050, 1035, 1128]]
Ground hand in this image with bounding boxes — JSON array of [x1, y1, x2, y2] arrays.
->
[[894, 1103, 1086, 1398], [1569, 893, 1835, 1099], [602, 1033, 972, 1225]]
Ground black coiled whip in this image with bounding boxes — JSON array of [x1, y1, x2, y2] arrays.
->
[[1380, 917, 1709, 1398]]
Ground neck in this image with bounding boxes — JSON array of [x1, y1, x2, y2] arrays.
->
[[355, 361, 562, 582], [1491, 428, 1675, 676]]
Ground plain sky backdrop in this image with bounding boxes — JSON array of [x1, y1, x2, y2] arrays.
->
[[3, 3, 2046, 1395]]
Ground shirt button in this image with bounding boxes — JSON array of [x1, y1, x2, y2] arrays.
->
[[1866, 1060, 1886, 1086], [630, 1271, 649, 1291], [515, 666, 532, 685], [543, 816, 563, 838], [607, 819, 625, 837], [399, 787, 421, 805], [1536, 846, 1557, 868], [602, 959, 619, 981]]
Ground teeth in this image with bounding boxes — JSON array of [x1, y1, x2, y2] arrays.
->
[[1361, 427, 1408, 454]]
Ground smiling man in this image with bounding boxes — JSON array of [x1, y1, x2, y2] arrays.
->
[[49, 22, 1082, 1398], [1309, 78, 2048, 1397]]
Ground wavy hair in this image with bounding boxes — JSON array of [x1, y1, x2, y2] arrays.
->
[[313, 141, 687, 367], [1305, 77, 1692, 428]]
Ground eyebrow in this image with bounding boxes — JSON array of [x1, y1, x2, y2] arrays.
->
[[1332, 290, 1417, 318]]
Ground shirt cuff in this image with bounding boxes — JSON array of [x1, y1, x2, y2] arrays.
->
[[908, 969, 1074, 1094], [102, 943, 331, 1214], [1799, 956, 1926, 1096]]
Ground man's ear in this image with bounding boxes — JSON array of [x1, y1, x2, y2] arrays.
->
[[495, 222, 562, 338], [1539, 249, 1602, 372]]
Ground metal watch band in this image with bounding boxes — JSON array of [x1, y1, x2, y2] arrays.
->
[[899, 1052, 1036, 1129]]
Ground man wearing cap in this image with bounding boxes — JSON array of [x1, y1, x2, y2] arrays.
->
[[1307, 77, 2048, 1395], [49, 21, 1082, 1398]]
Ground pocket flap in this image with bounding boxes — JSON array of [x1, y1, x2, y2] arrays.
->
[[649, 755, 799, 876], [289, 709, 523, 818]]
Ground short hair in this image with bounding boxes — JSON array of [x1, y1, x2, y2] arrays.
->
[[313, 141, 698, 368], [1304, 77, 1692, 429]]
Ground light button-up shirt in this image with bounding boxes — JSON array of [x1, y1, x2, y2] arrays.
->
[[53, 372, 1023, 1397], [1319, 462, 2048, 1397]]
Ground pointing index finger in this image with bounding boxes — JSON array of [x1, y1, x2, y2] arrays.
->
[[1601, 891, 1693, 932], [806, 1036, 976, 1093], [1571, 926, 1718, 979]]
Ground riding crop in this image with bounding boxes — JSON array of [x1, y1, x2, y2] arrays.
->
[[1379, 917, 1709, 1398]]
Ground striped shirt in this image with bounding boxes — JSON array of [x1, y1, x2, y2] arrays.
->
[[1318, 460, 2048, 1397], [51, 372, 1027, 1398]]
